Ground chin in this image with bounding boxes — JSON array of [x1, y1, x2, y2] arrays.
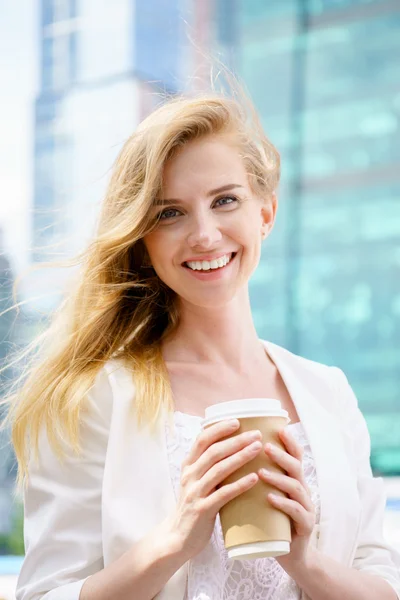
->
[[179, 288, 240, 310]]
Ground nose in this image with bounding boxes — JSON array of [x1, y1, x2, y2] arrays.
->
[[186, 210, 222, 249]]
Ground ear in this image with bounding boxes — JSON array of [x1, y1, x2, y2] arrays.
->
[[261, 191, 278, 239]]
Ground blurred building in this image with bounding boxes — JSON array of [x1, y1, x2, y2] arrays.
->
[[0, 229, 18, 535], [215, 0, 400, 474], [33, 0, 197, 267]]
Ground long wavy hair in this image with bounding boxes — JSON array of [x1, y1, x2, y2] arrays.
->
[[0, 85, 280, 494]]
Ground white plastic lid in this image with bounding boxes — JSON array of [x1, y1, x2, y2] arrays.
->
[[201, 398, 289, 429], [227, 540, 290, 560]]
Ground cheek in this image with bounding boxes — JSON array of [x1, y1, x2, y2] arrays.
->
[[144, 233, 179, 279], [237, 221, 262, 251], [143, 231, 167, 261]]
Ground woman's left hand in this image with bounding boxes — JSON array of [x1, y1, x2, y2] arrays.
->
[[258, 427, 317, 573]]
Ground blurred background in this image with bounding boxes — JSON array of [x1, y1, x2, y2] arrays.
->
[[0, 0, 399, 597]]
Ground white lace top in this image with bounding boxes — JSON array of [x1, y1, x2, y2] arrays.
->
[[165, 411, 321, 600]]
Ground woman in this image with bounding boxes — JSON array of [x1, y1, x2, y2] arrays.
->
[[4, 91, 400, 600]]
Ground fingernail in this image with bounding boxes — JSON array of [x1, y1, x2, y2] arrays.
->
[[260, 468, 270, 477]]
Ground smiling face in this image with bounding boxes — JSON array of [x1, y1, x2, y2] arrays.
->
[[143, 134, 277, 310]]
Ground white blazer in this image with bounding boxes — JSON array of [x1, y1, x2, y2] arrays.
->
[[16, 340, 400, 600]]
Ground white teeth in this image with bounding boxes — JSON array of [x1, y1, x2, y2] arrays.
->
[[186, 253, 232, 271]]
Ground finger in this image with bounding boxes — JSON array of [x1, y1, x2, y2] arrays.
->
[[267, 494, 314, 536], [279, 428, 303, 462], [204, 472, 259, 514], [259, 469, 314, 512], [195, 431, 262, 483], [264, 442, 304, 482], [185, 419, 240, 466], [200, 439, 262, 496], [278, 431, 311, 494]]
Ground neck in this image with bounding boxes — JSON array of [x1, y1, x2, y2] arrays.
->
[[162, 287, 267, 373]]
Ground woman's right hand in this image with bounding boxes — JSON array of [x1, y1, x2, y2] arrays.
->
[[165, 418, 263, 562]]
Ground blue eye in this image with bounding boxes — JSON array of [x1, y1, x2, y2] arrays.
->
[[159, 208, 180, 220], [215, 195, 238, 206], [157, 195, 239, 221]]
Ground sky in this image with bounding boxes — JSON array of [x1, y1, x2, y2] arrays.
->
[[0, 0, 38, 277]]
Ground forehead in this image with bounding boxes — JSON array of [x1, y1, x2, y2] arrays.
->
[[161, 136, 249, 197]]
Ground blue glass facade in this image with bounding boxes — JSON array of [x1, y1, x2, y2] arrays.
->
[[34, 0, 78, 261], [33, 117, 56, 259], [134, 0, 186, 91], [33, 0, 187, 262], [216, 0, 400, 474]]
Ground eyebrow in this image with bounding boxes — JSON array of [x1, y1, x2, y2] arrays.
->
[[154, 183, 244, 206]]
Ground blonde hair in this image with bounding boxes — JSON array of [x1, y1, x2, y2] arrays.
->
[[0, 84, 280, 494]]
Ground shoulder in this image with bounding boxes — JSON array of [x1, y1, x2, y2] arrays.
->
[[262, 338, 341, 380], [79, 357, 135, 434], [261, 339, 353, 412], [87, 355, 136, 404]]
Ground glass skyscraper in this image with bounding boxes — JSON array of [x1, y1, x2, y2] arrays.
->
[[33, 0, 191, 267], [216, 0, 400, 474]]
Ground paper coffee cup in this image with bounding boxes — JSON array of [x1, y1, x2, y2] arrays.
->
[[201, 398, 292, 560]]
